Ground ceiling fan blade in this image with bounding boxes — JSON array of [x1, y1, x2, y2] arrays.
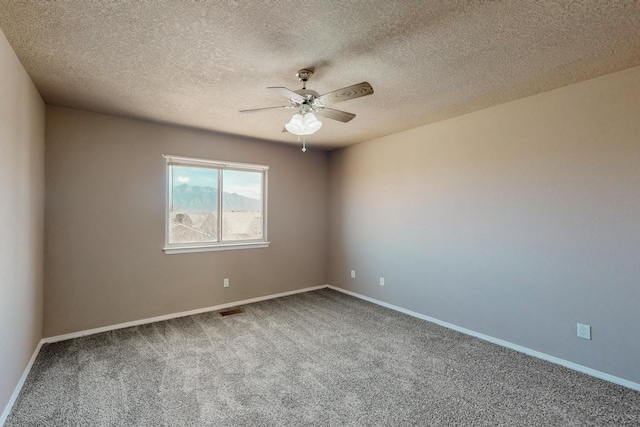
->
[[267, 87, 305, 101], [239, 106, 289, 113], [316, 107, 356, 123], [319, 82, 373, 105]]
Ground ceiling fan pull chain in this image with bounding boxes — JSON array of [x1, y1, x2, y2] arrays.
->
[[302, 136, 307, 152]]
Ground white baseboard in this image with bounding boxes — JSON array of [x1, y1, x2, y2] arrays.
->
[[0, 340, 44, 426], [326, 284, 640, 392], [44, 285, 326, 344]]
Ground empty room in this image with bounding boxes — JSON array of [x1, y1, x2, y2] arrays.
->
[[1, 1, 639, 425]]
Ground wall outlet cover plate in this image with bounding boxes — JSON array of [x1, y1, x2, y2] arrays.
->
[[577, 323, 591, 340]]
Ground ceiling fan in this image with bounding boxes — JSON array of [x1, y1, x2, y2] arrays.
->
[[240, 69, 374, 151]]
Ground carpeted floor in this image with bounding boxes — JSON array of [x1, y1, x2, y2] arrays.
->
[[6, 288, 640, 426]]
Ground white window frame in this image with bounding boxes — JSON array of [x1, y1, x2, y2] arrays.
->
[[163, 154, 269, 254]]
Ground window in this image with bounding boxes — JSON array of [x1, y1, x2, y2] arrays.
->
[[163, 155, 268, 254]]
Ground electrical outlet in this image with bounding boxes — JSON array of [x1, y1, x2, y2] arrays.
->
[[223, 278, 229, 288], [350, 270, 356, 279], [577, 323, 591, 340], [379, 277, 385, 286]]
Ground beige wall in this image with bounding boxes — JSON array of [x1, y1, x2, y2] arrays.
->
[[44, 106, 328, 336], [327, 66, 640, 383], [0, 30, 45, 416]]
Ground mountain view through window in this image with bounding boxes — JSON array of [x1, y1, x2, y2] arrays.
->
[[168, 165, 263, 245]]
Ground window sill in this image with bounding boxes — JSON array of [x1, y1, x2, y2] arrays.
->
[[163, 241, 270, 254]]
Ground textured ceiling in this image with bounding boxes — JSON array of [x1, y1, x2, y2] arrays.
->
[[1, 1, 639, 150]]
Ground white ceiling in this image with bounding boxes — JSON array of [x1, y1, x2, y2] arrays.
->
[[1, 1, 639, 150]]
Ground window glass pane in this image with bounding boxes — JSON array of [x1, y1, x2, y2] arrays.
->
[[169, 165, 218, 244], [222, 169, 263, 241]]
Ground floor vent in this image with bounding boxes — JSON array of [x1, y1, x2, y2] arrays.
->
[[220, 308, 243, 316]]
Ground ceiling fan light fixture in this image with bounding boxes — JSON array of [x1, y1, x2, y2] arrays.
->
[[285, 112, 322, 135], [284, 113, 305, 135], [303, 112, 322, 133]]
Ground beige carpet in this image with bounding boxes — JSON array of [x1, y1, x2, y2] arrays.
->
[[6, 288, 640, 426]]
